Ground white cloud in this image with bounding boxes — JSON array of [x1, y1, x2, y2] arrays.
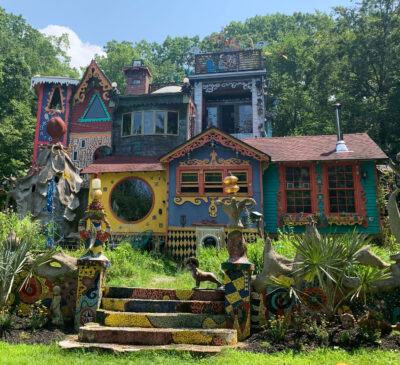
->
[[40, 25, 106, 70]]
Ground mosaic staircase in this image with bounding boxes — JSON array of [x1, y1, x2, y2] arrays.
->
[[60, 286, 237, 354]]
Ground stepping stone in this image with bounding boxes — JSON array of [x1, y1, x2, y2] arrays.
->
[[104, 286, 224, 301], [96, 309, 226, 329], [79, 325, 237, 346], [101, 298, 225, 314]]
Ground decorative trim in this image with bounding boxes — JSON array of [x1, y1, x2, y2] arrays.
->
[[161, 128, 270, 163], [326, 214, 366, 226], [282, 215, 312, 226], [73, 60, 111, 105], [44, 84, 65, 116], [78, 94, 111, 123], [203, 81, 252, 93], [209, 198, 218, 217], [179, 150, 249, 167], [174, 197, 209, 206]]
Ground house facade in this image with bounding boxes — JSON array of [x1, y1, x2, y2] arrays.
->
[[31, 49, 388, 259]]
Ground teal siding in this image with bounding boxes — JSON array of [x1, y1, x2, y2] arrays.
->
[[360, 161, 381, 234], [263, 164, 280, 233], [262, 162, 381, 235]]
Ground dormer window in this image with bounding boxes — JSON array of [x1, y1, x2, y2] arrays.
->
[[131, 79, 141, 85]]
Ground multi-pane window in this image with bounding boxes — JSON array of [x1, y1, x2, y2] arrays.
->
[[204, 172, 223, 194], [328, 165, 355, 213], [121, 111, 179, 136], [285, 166, 311, 213], [178, 169, 250, 195], [180, 172, 199, 193]]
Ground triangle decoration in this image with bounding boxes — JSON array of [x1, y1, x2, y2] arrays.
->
[[79, 94, 111, 122]]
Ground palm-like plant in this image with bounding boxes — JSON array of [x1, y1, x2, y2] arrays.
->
[[0, 231, 55, 311], [269, 232, 390, 318]]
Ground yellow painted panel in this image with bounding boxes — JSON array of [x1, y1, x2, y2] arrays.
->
[[88, 171, 168, 235], [104, 312, 153, 327]]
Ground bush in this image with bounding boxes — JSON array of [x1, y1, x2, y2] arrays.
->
[[0, 310, 14, 336], [26, 302, 48, 330]]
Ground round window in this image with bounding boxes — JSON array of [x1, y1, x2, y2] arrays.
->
[[110, 178, 153, 222]]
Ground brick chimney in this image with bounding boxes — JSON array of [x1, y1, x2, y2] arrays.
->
[[123, 59, 152, 95]]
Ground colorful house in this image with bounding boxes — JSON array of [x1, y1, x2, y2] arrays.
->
[[31, 49, 389, 257]]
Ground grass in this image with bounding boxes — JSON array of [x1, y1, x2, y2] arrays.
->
[[0, 343, 399, 365]]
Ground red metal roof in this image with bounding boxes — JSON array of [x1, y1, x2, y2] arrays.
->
[[244, 133, 387, 162], [82, 155, 164, 174]]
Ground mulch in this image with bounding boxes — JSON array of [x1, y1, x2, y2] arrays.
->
[[243, 321, 400, 353], [0, 316, 72, 345]]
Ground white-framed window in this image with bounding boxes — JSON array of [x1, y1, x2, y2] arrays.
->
[[80, 139, 86, 148], [73, 151, 78, 161], [121, 111, 179, 137]]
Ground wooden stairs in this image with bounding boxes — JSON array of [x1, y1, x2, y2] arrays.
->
[[59, 286, 237, 354]]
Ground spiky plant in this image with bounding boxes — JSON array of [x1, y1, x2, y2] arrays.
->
[[0, 228, 55, 311], [269, 232, 390, 318]]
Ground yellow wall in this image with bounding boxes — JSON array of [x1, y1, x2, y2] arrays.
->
[[89, 171, 168, 235]]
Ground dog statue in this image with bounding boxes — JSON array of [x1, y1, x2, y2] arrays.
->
[[185, 257, 223, 290]]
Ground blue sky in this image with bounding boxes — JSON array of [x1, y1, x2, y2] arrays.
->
[[1, 0, 355, 68]]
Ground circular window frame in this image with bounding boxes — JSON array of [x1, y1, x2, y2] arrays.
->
[[109, 176, 155, 224], [200, 234, 220, 250]]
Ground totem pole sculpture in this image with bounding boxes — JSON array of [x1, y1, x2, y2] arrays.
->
[[75, 175, 110, 330], [216, 172, 256, 340]]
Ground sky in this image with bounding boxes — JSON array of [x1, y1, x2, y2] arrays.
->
[[1, 0, 355, 69]]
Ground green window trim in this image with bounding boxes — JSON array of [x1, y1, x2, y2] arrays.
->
[[120, 110, 179, 137], [79, 94, 111, 123]]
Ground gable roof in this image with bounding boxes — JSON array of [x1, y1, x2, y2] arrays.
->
[[160, 127, 270, 163], [244, 133, 388, 163], [72, 60, 112, 105], [82, 155, 164, 174]]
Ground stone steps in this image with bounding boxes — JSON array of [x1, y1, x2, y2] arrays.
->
[[101, 297, 225, 314], [79, 324, 237, 346], [96, 309, 226, 328], [103, 286, 224, 301]]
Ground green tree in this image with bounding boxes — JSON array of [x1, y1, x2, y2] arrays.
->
[[0, 7, 77, 178]]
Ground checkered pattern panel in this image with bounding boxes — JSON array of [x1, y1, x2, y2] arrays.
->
[[224, 270, 250, 314], [167, 229, 197, 262]]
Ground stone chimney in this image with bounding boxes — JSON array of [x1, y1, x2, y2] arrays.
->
[[123, 59, 152, 95]]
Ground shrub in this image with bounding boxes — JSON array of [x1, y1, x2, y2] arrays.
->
[[0, 310, 14, 336], [26, 302, 48, 330]]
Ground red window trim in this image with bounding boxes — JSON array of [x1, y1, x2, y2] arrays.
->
[[276, 162, 368, 226], [176, 166, 253, 197]]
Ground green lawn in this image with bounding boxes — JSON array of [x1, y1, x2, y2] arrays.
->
[[0, 343, 399, 365]]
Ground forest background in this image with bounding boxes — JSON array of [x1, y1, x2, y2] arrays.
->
[[0, 0, 399, 179]]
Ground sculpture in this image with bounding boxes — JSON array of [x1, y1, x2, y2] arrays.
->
[[78, 175, 110, 262], [4, 113, 82, 229], [185, 257, 223, 289], [50, 285, 64, 327]]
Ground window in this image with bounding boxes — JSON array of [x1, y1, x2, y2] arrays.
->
[[133, 112, 142, 134], [121, 111, 179, 136], [328, 165, 355, 213], [177, 168, 251, 196], [49, 87, 61, 109], [155, 111, 165, 134], [110, 178, 153, 222], [285, 166, 311, 213], [204, 172, 223, 193], [180, 172, 199, 193], [80, 139, 86, 148], [167, 112, 178, 134], [144, 111, 153, 134], [73, 151, 78, 161], [122, 113, 132, 136], [203, 102, 253, 135], [131, 79, 141, 85]]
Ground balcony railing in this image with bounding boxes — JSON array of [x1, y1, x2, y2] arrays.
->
[[194, 49, 263, 75]]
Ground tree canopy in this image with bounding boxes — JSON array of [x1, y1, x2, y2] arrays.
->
[[1, 0, 399, 181]]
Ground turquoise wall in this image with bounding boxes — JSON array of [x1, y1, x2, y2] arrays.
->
[[262, 161, 381, 235], [263, 164, 280, 233]]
